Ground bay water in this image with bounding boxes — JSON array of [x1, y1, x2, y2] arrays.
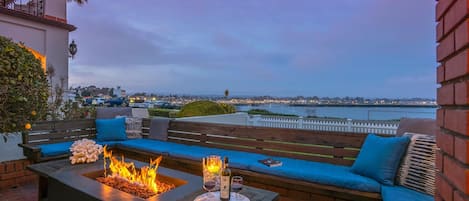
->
[[236, 104, 436, 120]]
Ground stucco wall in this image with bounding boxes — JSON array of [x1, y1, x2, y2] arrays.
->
[[0, 13, 70, 89], [0, 134, 25, 163], [45, 0, 67, 20]]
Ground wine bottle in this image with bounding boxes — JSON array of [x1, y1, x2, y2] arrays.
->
[[220, 157, 231, 201]]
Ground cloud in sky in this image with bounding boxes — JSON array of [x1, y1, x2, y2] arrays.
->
[[68, 0, 436, 98]]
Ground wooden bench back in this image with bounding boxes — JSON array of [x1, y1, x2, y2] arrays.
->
[[142, 119, 370, 166], [23, 118, 376, 166], [25, 119, 97, 145]]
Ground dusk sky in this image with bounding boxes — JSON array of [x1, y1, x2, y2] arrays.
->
[[67, 0, 436, 98]]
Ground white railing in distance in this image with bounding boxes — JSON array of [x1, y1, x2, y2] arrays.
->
[[248, 115, 399, 135]]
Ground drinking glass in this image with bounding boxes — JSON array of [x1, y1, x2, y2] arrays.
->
[[202, 174, 217, 192], [202, 155, 222, 197], [231, 176, 244, 200]]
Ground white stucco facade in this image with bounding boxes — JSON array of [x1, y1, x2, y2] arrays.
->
[[0, 0, 73, 89]]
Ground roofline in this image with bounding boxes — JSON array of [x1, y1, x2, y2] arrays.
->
[[0, 7, 76, 31]]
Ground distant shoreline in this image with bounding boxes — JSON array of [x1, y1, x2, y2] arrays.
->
[[235, 103, 437, 108]]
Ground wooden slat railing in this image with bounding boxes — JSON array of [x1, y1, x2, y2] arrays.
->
[[143, 118, 368, 166], [24, 119, 96, 145]]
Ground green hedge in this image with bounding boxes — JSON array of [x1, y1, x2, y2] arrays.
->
[[177, 101, 236, 118], [148, 108, 179, 118]]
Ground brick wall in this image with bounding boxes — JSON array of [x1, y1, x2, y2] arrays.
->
[[436, 0, 469, 200], [0, 159, 37, 190]]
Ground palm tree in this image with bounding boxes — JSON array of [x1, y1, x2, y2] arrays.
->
[[224, 89, 229, 99]]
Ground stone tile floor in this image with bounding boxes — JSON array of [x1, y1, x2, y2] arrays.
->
[[0, 179, 296, 201], [0, 180, 38, 201]]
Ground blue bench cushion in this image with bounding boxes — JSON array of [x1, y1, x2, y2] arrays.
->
[[39, 140, 121, 157], [381, 186, 433, 201], [250, 157, 381, 193], [118, 139, 381, 193], [39, 141, 74, 157]]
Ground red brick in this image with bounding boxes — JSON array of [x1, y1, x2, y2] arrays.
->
[[437, 150, 444, 172], [24, 170, 34, 176], [447, 49, 469, 80], [445, 109, 469, 134], [14, 161, 23, 171], [0, 163, 4, 174], [456, 19, 469, 51], [438, 21, 445, 42], [23, 174, 37, 181], [438, 108, 446, 127], [437, 0, 457, 21], [438, 32, 456, 62], [23, 160, 31, 167], [456, 80, 469, 105], [435, 193, 444, 201], [438, 83, 455, 105], [0, 171, 24, 180], [15, 175, 36, 184], [455, 136, 469, 164], [437, 130, 455, 155], [5, 163, 14, 173], [455, 189, 469, 201], [444, 155, 469, 193], [444, 0, 469, 33], [438, 65, 446, 83], [437, 174, 454, 201]]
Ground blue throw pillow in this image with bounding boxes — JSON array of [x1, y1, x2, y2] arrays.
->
[[96, 118, 127, 141], [351, 134, 410, 185]]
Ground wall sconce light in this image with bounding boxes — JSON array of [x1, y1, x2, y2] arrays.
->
[[69, 40, 77, 59]]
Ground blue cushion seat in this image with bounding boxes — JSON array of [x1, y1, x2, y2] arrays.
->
[[39, 140, 121, 157], [118, 139, 381, 193], [249, 157, 381, 192], [381, 185, 434, 201], [39, 141, 74, 157]]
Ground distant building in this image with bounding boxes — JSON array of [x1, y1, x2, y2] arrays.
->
[[114, 86, 126, 98], [0, 0, 76, 89]]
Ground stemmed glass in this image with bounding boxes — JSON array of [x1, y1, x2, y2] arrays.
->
[[202, 174, 217, 194], [231, 176, 244, 200]]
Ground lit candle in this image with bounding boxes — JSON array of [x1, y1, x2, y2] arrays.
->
[[207, 164, 220, 174]]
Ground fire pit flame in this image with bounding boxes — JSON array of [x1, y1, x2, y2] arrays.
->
[[100, 146, 175, 198]]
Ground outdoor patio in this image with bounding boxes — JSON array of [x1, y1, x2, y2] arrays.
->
[[1, 0, 468, 201]]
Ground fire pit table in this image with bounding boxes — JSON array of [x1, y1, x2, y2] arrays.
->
[[28, 159, 279, 201]]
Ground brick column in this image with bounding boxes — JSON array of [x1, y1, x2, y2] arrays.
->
[[436, 0, 469, 200], [0, 159, 37, 189]]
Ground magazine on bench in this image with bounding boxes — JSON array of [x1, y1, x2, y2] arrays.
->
[[258, 158, 283, 167]]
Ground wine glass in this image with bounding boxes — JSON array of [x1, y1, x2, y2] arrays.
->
[[231, 176, 244, 200], [203, 176, 217, 192]]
